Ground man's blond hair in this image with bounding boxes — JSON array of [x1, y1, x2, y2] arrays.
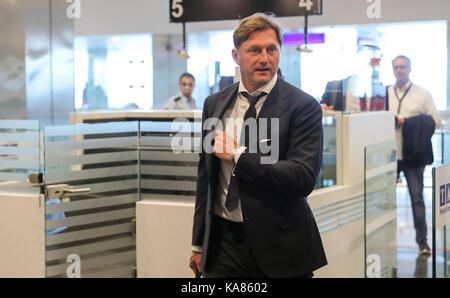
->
[[233, 12, 283, 50]]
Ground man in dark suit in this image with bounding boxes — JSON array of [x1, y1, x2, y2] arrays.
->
[[320, 78, 348, 111], [189, 13, 327, 278]]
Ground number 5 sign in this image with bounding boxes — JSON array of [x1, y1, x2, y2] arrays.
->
[[171, 0, 184, 18], [169, 0, 322, 23]]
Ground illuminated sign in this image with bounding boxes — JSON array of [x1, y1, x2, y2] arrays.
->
[[169, 0, 322, 23]]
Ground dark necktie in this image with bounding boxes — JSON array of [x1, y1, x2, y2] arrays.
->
[[242, 92, 265, 119], [225, 91, 266, 212]]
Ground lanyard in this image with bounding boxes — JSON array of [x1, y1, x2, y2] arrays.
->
[[394, 83, 413, 115]]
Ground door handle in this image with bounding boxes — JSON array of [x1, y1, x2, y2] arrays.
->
[[45, 184, 91, 200], [61, 187, 91, 194]]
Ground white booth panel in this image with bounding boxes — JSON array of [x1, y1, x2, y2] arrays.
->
[[137, 199, 195, 278], [0, 190, 45, 277], [135, 112, 396, 278]]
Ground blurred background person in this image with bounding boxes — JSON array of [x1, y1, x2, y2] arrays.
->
[[388, 55, 441, 256], [320, 45, 386, 112], [163, 72, 197, 110]]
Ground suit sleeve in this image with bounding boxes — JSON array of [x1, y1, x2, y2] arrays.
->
[[191, 98, 210, 247], [320, 82, 332, 106], [424, 90, 441, 129], [234, 97, 323, 198]]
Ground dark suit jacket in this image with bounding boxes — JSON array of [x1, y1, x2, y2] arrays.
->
[[192, 77, 327, 277], [320, 79, 347, 111], [320, 78, 388, 112], [402, 114, 436, 166]]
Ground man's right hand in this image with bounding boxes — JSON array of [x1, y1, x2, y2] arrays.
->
[[189, 250, 203, 275], [396, 117, 405, 125], [320, 103, 334, 111]]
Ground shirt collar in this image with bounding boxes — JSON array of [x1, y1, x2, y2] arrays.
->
[[178, 92, 194, 102], [238, 73, 278, 96], [396, 80, 412, 92]]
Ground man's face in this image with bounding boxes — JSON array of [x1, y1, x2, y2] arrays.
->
[[232, 28, 280, 92], [392, 58, 411, 84], [180, 76, 194, 98]]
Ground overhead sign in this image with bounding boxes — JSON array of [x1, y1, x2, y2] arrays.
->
[[169, 0, 322, 23], [434, 163, 450, 229], [283, 33, 325, 45]]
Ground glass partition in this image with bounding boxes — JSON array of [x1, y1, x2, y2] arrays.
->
[[364, 140, 397, 278], [43, 121, 139, 278], [316, 114, 338, 189], [0, 120, 41, 194], [74, 34, 153, 111], [0, 114, 356, 277], [431, 222, 448, 278], [444, 130, 450, 277], [0, 120, 43, 277], [444, 131, 450, 165], [139, 119, 200, 203], [446, 225, 450, 277]]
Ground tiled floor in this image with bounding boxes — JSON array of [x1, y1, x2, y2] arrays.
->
[[395, 169, 448, 278], [395, 184, 433, 278]]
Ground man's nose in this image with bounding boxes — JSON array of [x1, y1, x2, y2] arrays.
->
[[259, 50, 269, 64]]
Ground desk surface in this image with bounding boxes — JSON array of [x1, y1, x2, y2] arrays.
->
[[71, 109, 203, 123]]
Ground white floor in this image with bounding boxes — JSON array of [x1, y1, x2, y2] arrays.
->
[[395, 167, 448, 278]]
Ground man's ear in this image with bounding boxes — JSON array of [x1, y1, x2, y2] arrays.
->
[[232, 48, 240, 65]]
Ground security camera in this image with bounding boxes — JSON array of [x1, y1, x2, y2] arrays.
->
[[177, 49, 190, 59], [296, 46, 313, 53]]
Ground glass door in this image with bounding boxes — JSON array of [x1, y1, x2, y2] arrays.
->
[[364, 140, 397, 278], [0, 120, 44, 277], [42, 121, 139, 278]]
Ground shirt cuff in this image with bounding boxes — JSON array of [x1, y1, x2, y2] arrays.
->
[[192, 245, 203, 253]]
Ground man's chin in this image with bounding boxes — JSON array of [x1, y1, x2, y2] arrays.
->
[[253, 73, 274, 84]]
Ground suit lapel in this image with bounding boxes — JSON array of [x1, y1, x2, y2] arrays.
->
[[206, 83, 238, 207], [258, 78, 287, 120], [212, 83, 239, 120]]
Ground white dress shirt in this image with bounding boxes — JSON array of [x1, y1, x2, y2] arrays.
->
[[162, 92, 197, 110], [214, 74, 278, 222], [388, 80, 441, 160], [191, 74, 278, 253]]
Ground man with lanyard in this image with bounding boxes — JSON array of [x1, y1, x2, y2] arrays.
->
[[388, 55, 441, 255]]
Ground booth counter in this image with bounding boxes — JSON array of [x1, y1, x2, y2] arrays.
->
[[71, 109, 397, 278], [0, 110, 396, 277]]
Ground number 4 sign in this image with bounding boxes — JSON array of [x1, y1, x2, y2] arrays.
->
[[169, 0, 322, 23], [299, 0, 314, 11]]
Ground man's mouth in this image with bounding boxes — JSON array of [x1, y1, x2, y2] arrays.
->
[[255, 68, 270, 73]]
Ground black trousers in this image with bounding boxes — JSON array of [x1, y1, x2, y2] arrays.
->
[[203, 215, 313, 278]]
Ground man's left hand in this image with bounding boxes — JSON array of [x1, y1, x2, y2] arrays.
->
[[213, 129, 237, 162]]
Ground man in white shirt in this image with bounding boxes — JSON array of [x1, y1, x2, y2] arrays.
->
[[162, 72, 197, 110], [388, 55, 441, 255]]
